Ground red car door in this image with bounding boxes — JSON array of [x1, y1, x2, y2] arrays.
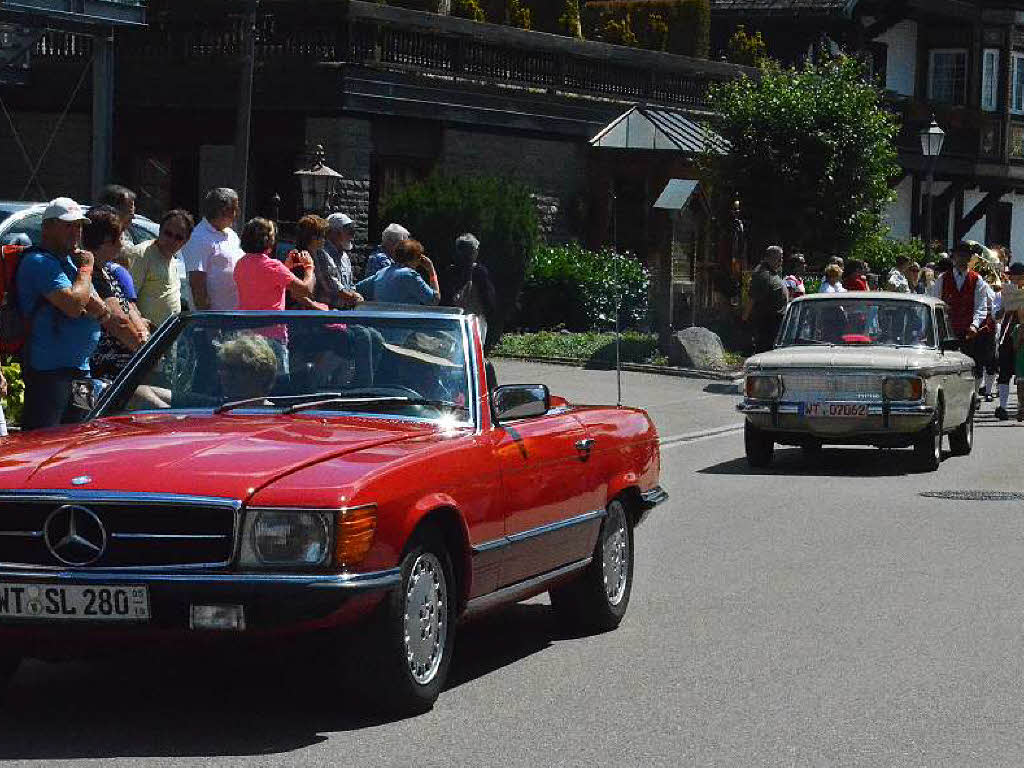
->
[[491, 413, 600, 586]]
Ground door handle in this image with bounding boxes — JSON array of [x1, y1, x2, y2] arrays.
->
[[575, 438, 595, 452]]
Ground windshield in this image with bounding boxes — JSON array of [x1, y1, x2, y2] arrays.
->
[[779, 299, 935, 348], [99, 313, 474, 424]]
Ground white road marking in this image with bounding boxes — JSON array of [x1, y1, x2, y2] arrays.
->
[[659, 422, 744, 449]]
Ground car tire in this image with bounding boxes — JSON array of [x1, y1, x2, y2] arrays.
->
[[802, 439, 823, 458], [948, 399, 975, 457], [361, 527, 456, 717], [0, 655, 20, 704], [549, 497, 634, 634], [744, 421, 775, 468], [913, 400, 944, 471]]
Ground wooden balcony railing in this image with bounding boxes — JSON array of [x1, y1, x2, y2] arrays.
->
[[100, 0, 749, 110]]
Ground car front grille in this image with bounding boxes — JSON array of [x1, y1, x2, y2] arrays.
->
[[0, 495, 238, 570], [780, 371, 884, 403]]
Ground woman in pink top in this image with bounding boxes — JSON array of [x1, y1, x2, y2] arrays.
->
[[234, 218, 314, 371], [234, 217, 314, 311]]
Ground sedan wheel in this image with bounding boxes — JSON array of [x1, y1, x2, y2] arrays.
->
[[744, 421, 775, 468], [948, 401, 975, 457], [361, 529, 455, 716], [549, 498, 634, 633], [403, 552, 448, 686], [0, 655, 20, 704], [913, 403, 943, 471]]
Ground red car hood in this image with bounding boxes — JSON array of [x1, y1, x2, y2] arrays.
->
[[0, 414, 438, 499]]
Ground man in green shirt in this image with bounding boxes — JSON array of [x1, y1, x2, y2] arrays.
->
[[129, 210, 194, 327]]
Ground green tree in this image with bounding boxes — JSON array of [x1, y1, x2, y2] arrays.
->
[[707, 55, 900, 258], [379, 175, 539, 344], [726, 25, 766, 67]]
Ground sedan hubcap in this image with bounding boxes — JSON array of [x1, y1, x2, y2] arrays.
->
[[602, 501, 630, 606], [403, 552, 447, 685]]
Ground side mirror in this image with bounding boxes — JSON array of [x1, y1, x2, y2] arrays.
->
[[492, 384, 550, 422], [941, 338, 961, 352]]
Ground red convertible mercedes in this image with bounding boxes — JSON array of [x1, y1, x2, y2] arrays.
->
[[0, 307, 665, 714]]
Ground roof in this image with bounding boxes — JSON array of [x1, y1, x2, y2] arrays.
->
[[793, 291, 943, 306], [709, 0, 858, 15], [590, 105, 729, 154]]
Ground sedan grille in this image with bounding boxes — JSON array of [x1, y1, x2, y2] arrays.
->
[[0, 496, 237, 569], [780, 371, 884, 403]]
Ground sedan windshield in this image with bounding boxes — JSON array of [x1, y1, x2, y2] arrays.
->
[[99, 312, 473, 423], [779, 299, 935, 348]]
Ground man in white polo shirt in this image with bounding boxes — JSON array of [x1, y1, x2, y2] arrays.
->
[[181, 187, 243, 310]]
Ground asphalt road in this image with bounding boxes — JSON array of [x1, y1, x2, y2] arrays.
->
[[4, 361, 1024, 767]]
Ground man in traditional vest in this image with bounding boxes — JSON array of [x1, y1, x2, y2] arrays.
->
[[929, 240, 991, 381]]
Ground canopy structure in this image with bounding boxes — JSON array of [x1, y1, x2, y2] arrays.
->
[[653, 179, 699, 211], [589, 105, 728, 155]]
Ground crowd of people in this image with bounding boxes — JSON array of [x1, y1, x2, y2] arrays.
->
[[7, 186, 497, 431], [746, 240, 1024, 420]]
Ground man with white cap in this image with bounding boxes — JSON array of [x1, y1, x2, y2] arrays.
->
[[365, 222, 410, 277], [17, 197, 132, 430], [313, 213, 362, 309]]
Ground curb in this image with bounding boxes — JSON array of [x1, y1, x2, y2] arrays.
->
[[491, 354, 742, 382]]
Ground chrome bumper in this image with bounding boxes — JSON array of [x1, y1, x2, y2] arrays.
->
[[737, 401, 934, 417], [637, 486, 668, 527], [0, 567, 401, 591]]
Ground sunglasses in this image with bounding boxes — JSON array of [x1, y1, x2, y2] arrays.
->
[[161, 229, 188, 243]]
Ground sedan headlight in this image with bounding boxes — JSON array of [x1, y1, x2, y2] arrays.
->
[[745, 374, 783, 400], [240, 510, 333, 567], [882, 376, 924, 401]]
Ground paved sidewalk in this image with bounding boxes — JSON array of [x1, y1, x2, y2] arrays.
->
[[491, 358, 743, 442]]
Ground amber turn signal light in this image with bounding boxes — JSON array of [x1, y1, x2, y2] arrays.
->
[[336, 505, 377, 566]]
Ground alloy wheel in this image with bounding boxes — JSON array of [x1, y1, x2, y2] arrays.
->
[[602, 500, 630, 606], [403, 552, 448, 685]]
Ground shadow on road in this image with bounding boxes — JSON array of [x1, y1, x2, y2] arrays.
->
[[702, 382, 740, 396], [0, 602, 569, 760], [698, 446, 945, 477]]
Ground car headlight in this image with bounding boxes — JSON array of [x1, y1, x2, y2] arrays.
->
[[882, 376, 923, 401], [240, 509, 333, 567], [745, 374, 783, 400]]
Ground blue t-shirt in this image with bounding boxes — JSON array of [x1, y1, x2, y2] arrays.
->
[[17, 249, 100, 372], [365, 248, 393, 276], [356, 264, 439, 306]]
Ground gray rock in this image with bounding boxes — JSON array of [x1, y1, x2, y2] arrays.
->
[[667, 327, 728, 371]]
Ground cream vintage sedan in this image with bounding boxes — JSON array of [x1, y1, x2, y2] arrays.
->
[[737, 292, 977, 471]]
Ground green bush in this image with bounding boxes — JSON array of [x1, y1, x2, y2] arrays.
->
[[452, 0, 486, 20], [379, 174, 539, 343], [849, 231, 926, 277], [518, 243, 650, 331], [582, 0, 710, 57], [492, 331, 663, 365], [2, 361, 24, 428]]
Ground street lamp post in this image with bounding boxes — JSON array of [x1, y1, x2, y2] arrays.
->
[[920, 117, 946, 263], [294, 144, 344, 216]]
